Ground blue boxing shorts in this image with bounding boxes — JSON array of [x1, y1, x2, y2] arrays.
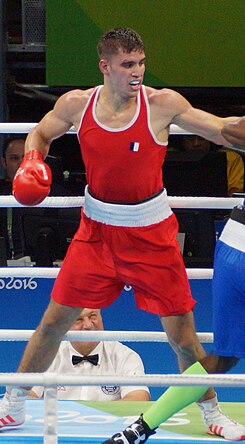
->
[[212, 207, 245, 358]]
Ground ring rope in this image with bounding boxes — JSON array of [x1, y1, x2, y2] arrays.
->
[[0, 267, 213, 279], [0, 267, 60, 278], [0, 372, 244, 388], [0, 122, 191, 135], [0, 329, 214, 343], [0, 195, 243, 209], [0, 195, 84, 208]]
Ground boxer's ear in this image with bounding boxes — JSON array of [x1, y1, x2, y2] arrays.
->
[[99, 59, 110, 75]]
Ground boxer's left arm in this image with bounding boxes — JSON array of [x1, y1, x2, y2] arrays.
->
[[221, 117, 245, 150], [176, 108, 245, 155], [159, 89, 245, 154], [173, 107, 237, 146]]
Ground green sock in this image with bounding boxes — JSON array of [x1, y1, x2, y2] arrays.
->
[[143, 361, 208, 430]]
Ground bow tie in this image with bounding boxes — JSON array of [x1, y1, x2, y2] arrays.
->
[[72, 354, 99, 366]]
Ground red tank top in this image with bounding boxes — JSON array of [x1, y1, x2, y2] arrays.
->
[[78, 85, 167, 203]]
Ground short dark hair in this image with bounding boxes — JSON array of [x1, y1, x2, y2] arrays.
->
[[2, 135, 26, 159], [97, 27, 145, 59]]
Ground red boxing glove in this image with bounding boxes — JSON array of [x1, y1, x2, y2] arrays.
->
[[13, 150, 52, 206]]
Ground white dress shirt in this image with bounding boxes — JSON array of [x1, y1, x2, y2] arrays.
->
[[32, 341, 149, 400]]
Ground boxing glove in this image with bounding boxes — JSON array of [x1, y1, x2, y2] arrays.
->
[[13, 150, 52, 206]]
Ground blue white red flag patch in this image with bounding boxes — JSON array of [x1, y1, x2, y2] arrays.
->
[[129, 142, 140, 152]]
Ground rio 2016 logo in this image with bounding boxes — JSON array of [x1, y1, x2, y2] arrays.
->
[[0, 277, 37, 290], [0, 279, 130, 291]]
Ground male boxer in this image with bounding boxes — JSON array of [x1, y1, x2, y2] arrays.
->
[[1, 28, 245, 442]]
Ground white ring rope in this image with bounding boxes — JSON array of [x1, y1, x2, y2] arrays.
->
[[0, 122, 191, 135], [0, 329, 214, 343], [0, 195, 84, 208], [167, 196, 244, 209], [0, 372, 244, 388], [0, 267, 60, 278], [0, 195, 243, 209], [0, 267, 213, 279]]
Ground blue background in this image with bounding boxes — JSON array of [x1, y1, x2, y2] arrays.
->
[[0, 276, 244, 401]]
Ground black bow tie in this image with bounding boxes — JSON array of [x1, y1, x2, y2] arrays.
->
[[72, 354, 99, 366]]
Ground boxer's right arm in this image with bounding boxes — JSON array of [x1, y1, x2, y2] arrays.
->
[[13, 90, 85, 206], [25, 91, 80, 158], [25, 88, 92, 157]]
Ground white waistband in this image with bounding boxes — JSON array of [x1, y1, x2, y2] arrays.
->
[[219, 218, 245, 253], [83, 186, 172, 227]]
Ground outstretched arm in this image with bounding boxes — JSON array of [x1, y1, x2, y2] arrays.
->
[[155, 88, 244, 152], [221, 117, 245, 150], [172, 104, 239, 148]]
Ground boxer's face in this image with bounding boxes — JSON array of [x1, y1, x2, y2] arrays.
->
[[100, 48, 146, 98]]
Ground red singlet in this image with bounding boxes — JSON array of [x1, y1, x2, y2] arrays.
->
[[77, 85, 167, 202], [51, 85, 195, 316]]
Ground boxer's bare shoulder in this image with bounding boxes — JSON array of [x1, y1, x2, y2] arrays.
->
[[145, 86, 191, 115], [57, 88, 94, 112], [143, 86, 192, 136], [51, 87, 96, 130]]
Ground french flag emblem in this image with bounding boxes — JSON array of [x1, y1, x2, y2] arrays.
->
[[129, 142, 140, 152]]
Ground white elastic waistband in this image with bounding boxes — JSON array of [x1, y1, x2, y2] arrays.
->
[[219, 218, 245, 253], [83, 186, 172, 227]]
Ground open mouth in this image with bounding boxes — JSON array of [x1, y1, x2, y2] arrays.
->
[[129, 80, 140, 86]]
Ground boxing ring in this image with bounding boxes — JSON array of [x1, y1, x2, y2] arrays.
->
[[0, 123, 244, 443]]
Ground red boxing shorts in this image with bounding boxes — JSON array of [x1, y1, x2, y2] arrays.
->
[[51, 188, 195, 316]]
